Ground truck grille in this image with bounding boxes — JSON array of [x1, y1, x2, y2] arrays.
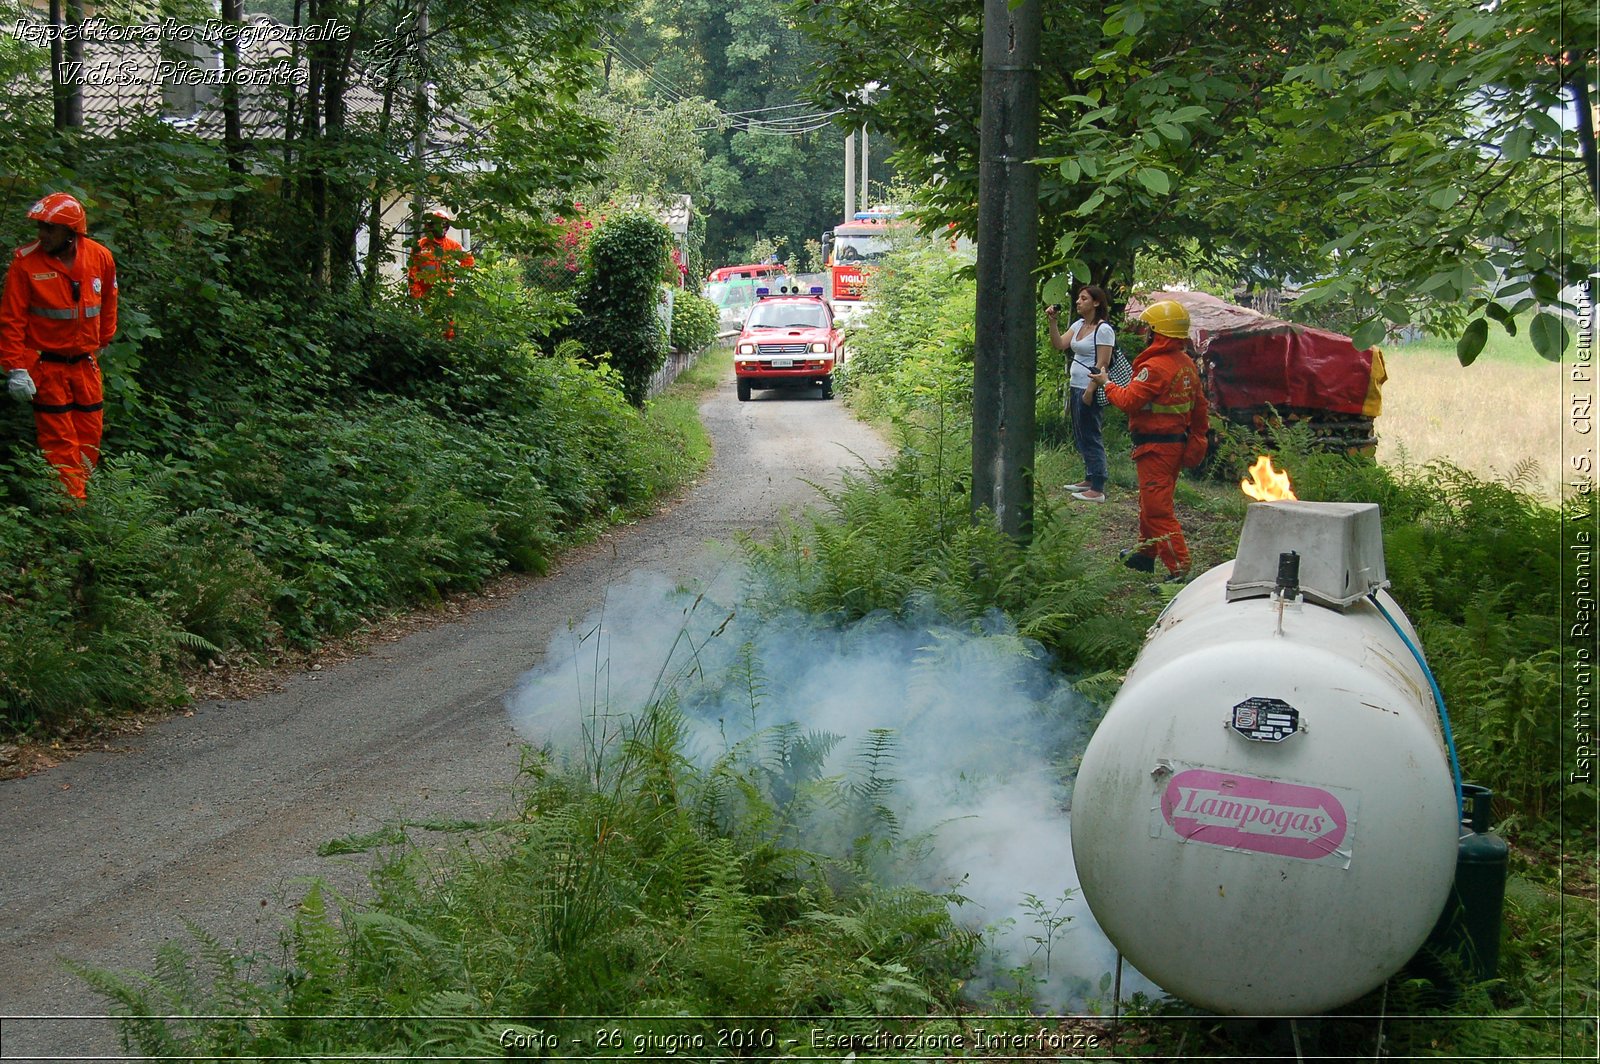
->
[[757, 343, 809, 356]]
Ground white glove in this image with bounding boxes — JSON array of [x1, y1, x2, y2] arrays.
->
[[6, 369, 35, 402]]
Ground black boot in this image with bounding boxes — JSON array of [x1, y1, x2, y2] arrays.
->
[[1121, 549, 1155, 573]]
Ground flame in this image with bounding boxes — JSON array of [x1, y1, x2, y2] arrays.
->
[[1241, 455, 1297, 501]]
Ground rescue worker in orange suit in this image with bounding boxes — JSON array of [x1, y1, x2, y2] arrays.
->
[[2, 193, 118, 500], [407, 206, 474, 339], [1089, 300, 1208, 580]]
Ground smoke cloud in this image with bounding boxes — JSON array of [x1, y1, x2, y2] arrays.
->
[[505, 570, 1159, 1011]]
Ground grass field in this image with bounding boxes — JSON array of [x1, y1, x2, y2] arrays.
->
[[1376, 326, 1568, 502]]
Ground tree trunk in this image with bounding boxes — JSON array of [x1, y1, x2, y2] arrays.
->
[[303, 0, 328, 285], [319, 0, 369, 291], [411, 1, 430, 240], [363, 52, 407, 301], [221, 0, 245, 176], [281, 0, 304, 187], [971, 0, 1042, 543], [49, 1, 84, 138], [63, 1, 83, 127]]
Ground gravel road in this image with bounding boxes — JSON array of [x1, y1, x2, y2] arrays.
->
[[0, 373, 891, 1061]]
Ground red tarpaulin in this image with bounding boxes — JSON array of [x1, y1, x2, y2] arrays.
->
[[1127, 291, 1385, 418]]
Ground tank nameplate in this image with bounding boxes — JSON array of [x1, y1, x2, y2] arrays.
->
[[1230, 696, 1299, 742], [1155, 766, 1357, 868]]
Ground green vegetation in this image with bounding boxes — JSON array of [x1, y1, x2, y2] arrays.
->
[[0, 334, 710, 733], [797, 0, 1592, 356], [0, 191, 718, 735], [669, 289, 722, 355], [74, 239, 1592, 1062], [674, 336, 734, 394], [753, 249, 1595, 1055], [0, 1, 728, 736], [7, 2, 1589, 1056], [1394, 320, 1551, 367], [571, 213, 675, 405], [836, 246, 976, 425], [79, 702, 977, 1058], [840, 248, 1586, 840]]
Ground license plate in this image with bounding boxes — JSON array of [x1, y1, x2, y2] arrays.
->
[[769, 358, 793, 368]]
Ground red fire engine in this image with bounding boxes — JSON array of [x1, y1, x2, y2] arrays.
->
[[821, 207, 902, 302]]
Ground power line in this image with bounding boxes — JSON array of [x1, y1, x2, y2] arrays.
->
[[601, 33, 841, 137], [606, 36, 692, 103], [720, 102, 820, 117]]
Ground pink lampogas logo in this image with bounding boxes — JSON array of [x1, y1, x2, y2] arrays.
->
[[1160, 768, 1354, 864]]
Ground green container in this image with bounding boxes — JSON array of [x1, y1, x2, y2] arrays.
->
[[1452, 783, 1509, 981], [1415, 783, 1509, 989]]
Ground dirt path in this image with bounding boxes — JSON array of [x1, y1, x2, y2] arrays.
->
[[0, 377, 891, 1062]]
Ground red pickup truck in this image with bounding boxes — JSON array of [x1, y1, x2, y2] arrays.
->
[[733, 286, 844, 401]]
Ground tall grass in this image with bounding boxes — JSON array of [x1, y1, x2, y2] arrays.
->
[[1378, 341, 1565, 502], [743, 430, 1163, 684]]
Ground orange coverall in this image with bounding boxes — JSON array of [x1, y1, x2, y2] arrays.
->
[[408, 235, 474, 338], [1102, 333, 1209, 575], [0, 236, 118, 499]]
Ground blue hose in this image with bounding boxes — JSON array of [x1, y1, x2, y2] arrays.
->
[[1369, 591, 1465, 821]]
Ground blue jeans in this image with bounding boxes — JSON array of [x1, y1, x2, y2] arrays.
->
[[1069, 387, 1107, 492]]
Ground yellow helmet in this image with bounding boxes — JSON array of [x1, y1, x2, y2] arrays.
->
[[1139, 299, 1191, 339]]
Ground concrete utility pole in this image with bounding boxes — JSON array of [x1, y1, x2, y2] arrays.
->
[[971, 0, 1041, 541], [844, 131, 856, 220], [859, 123, 870, 207]]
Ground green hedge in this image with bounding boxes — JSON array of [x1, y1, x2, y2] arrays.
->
[[670, 288, 721, 353], [0, 345, 699, 732], [572, 213, 673, 405]]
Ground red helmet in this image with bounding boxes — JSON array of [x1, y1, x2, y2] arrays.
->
[[28, 193, 87, 235]]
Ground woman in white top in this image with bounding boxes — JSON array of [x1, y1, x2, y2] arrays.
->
[[1046, 284, 1115, 501]]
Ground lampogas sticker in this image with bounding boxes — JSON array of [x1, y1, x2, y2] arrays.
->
[[1153, 766, 1357, 869]]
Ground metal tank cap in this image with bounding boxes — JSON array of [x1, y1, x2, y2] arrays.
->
[[1225, 501, 1388, 609]]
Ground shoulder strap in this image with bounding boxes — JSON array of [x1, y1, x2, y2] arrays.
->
[[1070, 321, 1115, 368]]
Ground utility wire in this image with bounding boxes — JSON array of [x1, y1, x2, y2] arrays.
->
[[602, 33, 840, 136]]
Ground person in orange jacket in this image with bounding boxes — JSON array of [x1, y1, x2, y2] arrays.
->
[[407, 206, 474, 338], [2, 193, 118, 500], [1089, 299, 1208, 580]]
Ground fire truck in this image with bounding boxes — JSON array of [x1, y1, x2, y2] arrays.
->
[[820, 207, 903, 302]]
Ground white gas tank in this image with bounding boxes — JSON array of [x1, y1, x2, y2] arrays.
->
[[1072, 503, 1459, 1015]]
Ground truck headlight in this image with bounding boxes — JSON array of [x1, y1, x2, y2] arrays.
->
[[737, 343, 755, 355], [809, 342, 828, 354]]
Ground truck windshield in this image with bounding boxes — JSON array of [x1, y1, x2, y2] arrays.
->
[[831, 234, 895, 263], [704, 281, 756, 309], [747, 302, 828, 329]]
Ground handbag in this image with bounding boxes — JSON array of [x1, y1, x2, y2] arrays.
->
[[1095, 346, 1134, 407]]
